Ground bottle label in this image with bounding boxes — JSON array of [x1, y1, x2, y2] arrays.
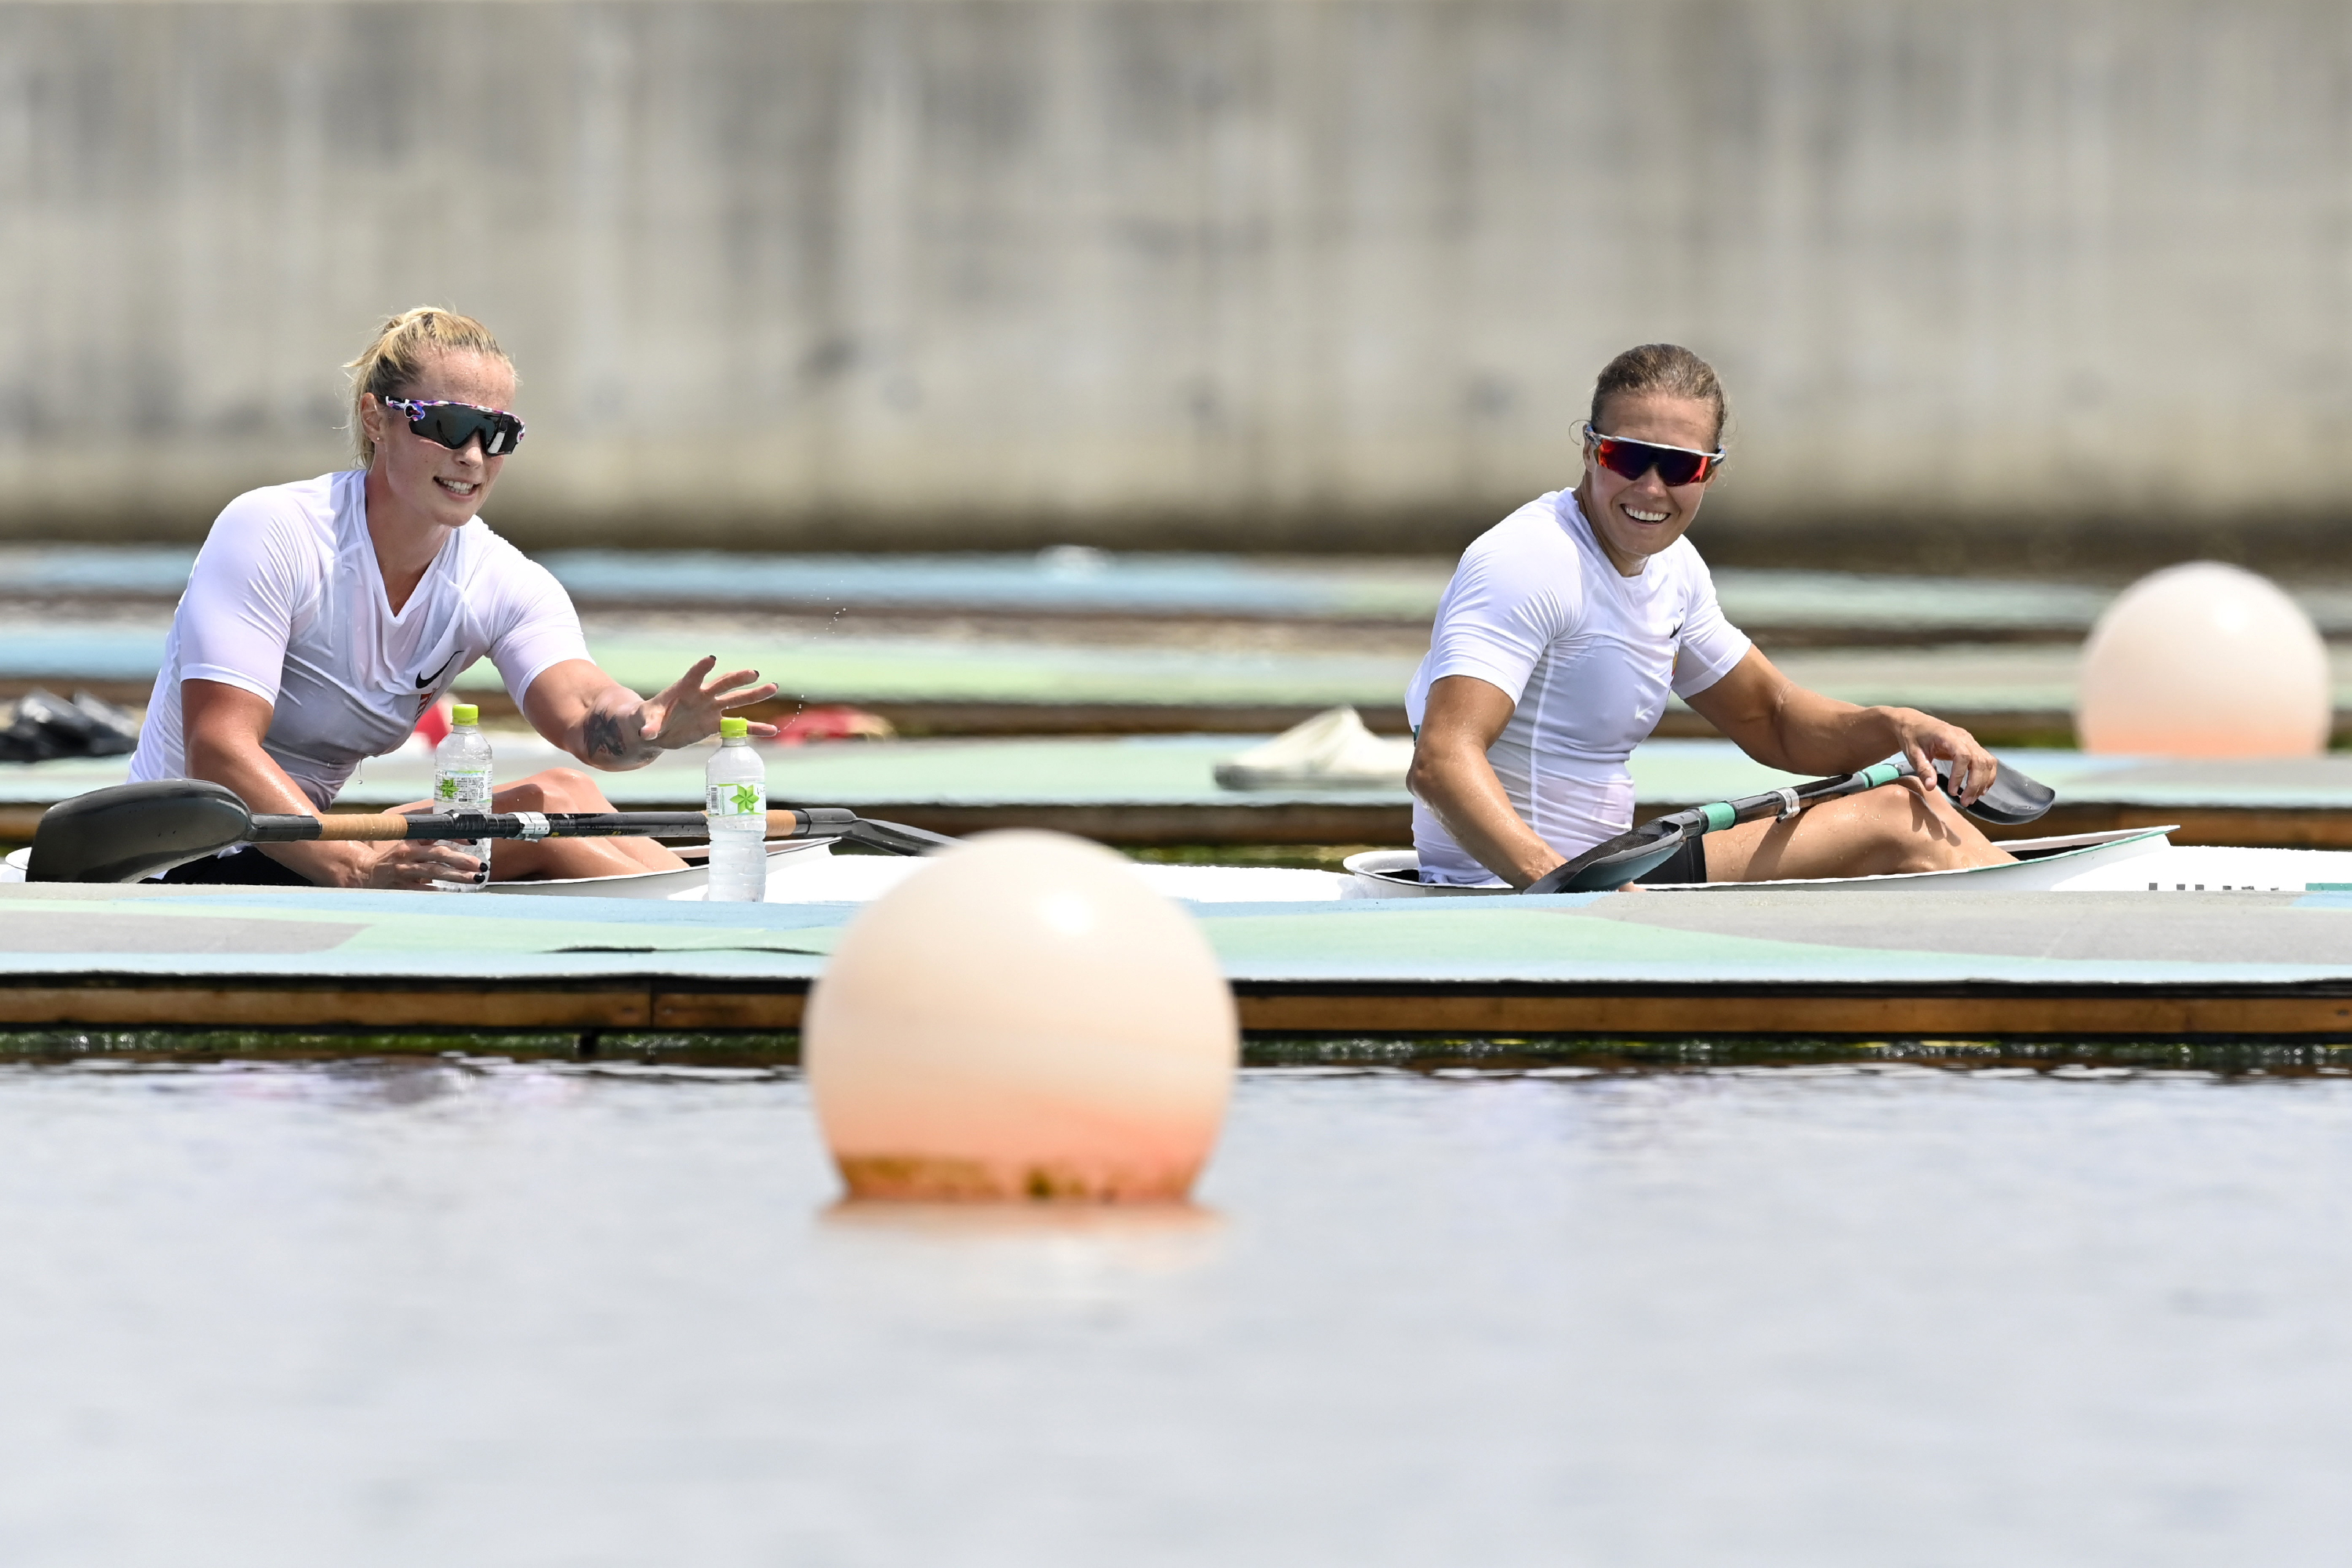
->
[[436, 768, 492, 812], [706, 782, 765, 818]]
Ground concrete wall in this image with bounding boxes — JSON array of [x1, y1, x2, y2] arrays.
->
[[5, 0, 2352, 567]]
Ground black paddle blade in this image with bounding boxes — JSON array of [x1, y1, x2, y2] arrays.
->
[[1523, 820, 1690, 895], [1936, 758, 2056, 826], [27, 779, 254, 884], [836, 818, 959, 857]]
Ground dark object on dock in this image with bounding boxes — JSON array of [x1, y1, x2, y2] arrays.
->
[[0, 690, 140, 764]]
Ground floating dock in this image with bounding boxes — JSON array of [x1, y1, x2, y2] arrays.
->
[[13, 621, 2352, 744], [5, 881, 2352, 1040], [13, 544, 2352, 639], [11, 546, 2352, 742]]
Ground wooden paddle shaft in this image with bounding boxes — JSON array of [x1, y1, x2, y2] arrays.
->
[[252, 808, 831, 844]]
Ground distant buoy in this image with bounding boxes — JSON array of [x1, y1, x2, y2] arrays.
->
[[2075, 562, 2329, 757], [805, 830, 1237, 1202]]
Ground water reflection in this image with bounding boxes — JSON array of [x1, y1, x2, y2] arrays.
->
[[817, 1200, 1227, 1308], [0, 1060, 2344, 1560]]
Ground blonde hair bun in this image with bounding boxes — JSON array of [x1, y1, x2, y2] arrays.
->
[[344, 307, 510, 467]]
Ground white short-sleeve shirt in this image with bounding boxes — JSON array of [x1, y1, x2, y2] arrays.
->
[[1404, 489, 1752, 884], [128, 470, 591, 809]]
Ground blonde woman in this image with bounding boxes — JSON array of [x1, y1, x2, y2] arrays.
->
[[126, 307, 775, 887]]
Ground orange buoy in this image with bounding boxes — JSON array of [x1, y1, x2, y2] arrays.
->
[[805, 830, 1237, 1202], [2076, 562, 2329, 757]]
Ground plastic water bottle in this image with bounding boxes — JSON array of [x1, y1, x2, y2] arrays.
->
[[430, 702, 492, 892], [704, 716, 767, 902]]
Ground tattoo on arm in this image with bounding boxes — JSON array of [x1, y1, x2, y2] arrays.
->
[[583, 710, 630, 761]]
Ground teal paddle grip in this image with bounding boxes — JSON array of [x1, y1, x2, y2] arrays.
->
[[1860, 762, 1904, 789], [1700, 801, 1738, 833]]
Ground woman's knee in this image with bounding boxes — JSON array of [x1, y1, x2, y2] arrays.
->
[[1859, 783, 1995, 872], [495, 768, 614, 813]]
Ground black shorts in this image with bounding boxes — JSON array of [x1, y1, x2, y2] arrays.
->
[[157, 847, 318, 887], [1629, 837, 1710, 886]]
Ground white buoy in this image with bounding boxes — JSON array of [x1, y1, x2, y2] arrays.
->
[[2075, 561, 2330, 757], [804, 830, 1238, 1202]]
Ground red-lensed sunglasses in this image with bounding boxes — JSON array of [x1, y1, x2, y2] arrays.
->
[[1582, 425, 1725, 487]]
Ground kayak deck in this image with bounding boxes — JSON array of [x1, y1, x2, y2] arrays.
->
[[13, 827, 2352, 904], [477, 828, 2352, 903]]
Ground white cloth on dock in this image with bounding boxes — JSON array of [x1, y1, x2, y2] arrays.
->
[[1214, 706, 1414, 790]]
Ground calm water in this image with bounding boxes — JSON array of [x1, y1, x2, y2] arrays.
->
[[0, 1060, 2347, 1566]]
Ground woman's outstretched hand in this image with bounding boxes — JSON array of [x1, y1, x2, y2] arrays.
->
[[575, 656, 780, 768], [640, 655, 781, 750]]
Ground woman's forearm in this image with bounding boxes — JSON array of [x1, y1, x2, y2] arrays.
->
[[1754, 690, 1903, 775], [520, 666, 660, 771], [182, 729, 373, 886], [1765, 694, 1983, 782], [183, 729, 312, 816], [1691, 655, 1906, 776], [1688, 650, 1991, 794], [1689, 651, 2003, 808], [1406, 740, 1563, 889], [567, 684, 662, 770], [528, 659, 741, 771]]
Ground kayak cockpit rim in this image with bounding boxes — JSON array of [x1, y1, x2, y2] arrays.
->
[[1343, 826, 2182, 896]]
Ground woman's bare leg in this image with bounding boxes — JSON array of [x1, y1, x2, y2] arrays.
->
[[1701, 779, 2013, 883], [474, 769, 685, 879], [382, 768, 691, 881]]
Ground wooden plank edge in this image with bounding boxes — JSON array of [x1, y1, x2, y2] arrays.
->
[[0, 982, 654, 1029], [0, 977, 814, 1032], [1232, 985, 2352, 1037], [2, 974, 2350, 1039]]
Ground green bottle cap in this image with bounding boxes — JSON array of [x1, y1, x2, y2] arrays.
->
[[451, 704, 479, 726], [719, 717, 750, 739]]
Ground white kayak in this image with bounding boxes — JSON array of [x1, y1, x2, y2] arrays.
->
[[479, 837, 1365, 903], [479, 823, 2352, 903], [1340, 826, 2352, 898], [0, 837, 1356, 902], [10, 824, 2350, 903]]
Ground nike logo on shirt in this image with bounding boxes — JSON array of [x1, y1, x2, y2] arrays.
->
[[416, 651, 461, 691]]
